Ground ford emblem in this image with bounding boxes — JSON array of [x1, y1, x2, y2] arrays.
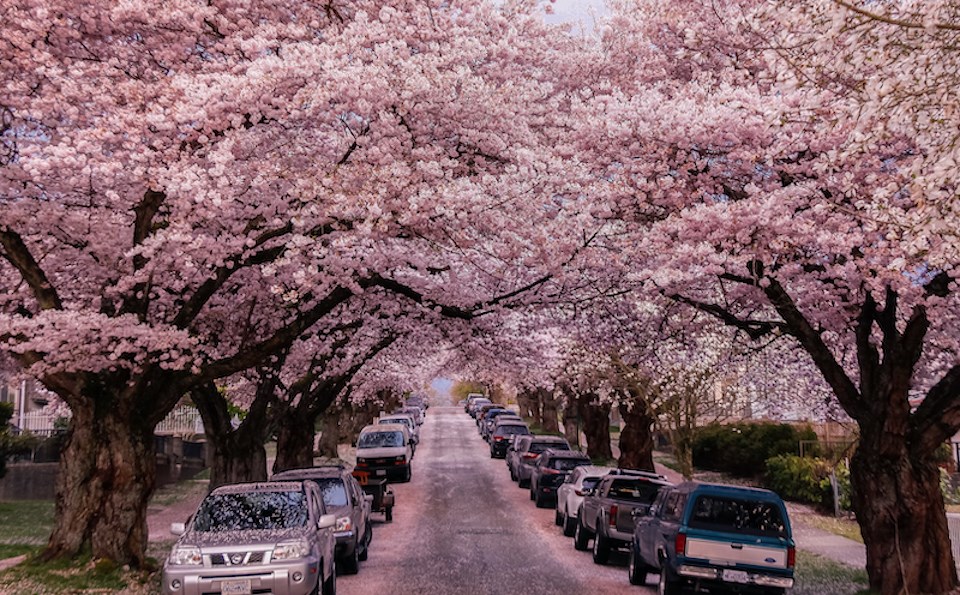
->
[[764, 557, 776, 563]]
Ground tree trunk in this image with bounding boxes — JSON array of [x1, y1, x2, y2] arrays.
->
[[316, 409, 340, 459], [578, 395, 613, 462], [42, 404, 155, 568], [207, 432, 268, 490], [540, 388, 561, 434], [618, 398, 655, 472], [562, 398, 579, 449], [273, 408, 316, 473], [517, 390, 541, 426], [851, 434, 957, 595]]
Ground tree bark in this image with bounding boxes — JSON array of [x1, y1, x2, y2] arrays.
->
[[42, 404, 155, 568], [517, 389, 541, 425], [539, 388, 561, 434], [273, 407, 316, 473], [578, 394, 613, 462], [316, 408, 341, 459], [561, 398, 579, 449], [618, 397, 655, 472]]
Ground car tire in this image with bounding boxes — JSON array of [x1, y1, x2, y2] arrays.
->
[[628, 542, 648, 586], [535, 490, 548, 508], [529, 485, 536, 501], [562, 509, 577, 537], [518, 475, 530, 489], [573, 515, 591, 551], [403, 467, 412, 482], [321, 561, 337, 595], [340, 544, 360, 575], [358, 524, 371, 562], [658, 565, 681, 595], [385, 506, 393, 522], [592, 523, 610, 564], [555, 508, 563, 526], [510, 467, 518, 482]]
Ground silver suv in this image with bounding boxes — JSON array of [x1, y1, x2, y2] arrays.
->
[[162, 481, 337, 595]]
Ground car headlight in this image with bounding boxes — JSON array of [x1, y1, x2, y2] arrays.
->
[[168, 546, 203, 566], [272, 540, 311, 561], [336, 517, 352, 532]]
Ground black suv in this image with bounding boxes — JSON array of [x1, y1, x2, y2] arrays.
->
[[512, 436, 571, 488], [490, 421, 531, 458], [528, 449, 592, 508], [271, 465, 374, 574]]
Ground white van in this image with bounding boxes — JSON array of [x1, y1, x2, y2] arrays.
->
[[353, 424, 414, 482]]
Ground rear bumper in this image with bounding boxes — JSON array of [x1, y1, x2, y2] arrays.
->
[[676, 564, 794, 591]]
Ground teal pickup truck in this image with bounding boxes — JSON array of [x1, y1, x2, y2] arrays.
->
[[630, 481, 795, 594]]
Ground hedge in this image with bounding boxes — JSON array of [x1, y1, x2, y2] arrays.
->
[[692, 421, 817, 478]]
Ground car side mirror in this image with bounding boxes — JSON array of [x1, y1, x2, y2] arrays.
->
[[170, 522, 186, 536], [317, 514, 337, 530]]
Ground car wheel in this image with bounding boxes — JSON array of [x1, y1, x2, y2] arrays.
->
[[573, 515, 591, 551], [592, 523, 610, 564], [340, 543, 360, 575], [658, 565, 681, 595], [562, 509, 577, 537], [519, 475, 530, 489], [510, 467, 517, 482], [321, 561, 337, 595], [385, 506, 393, 522], [357, 524, 371, 562], [628, 542, 648, 586], [535, 490, 548, 508], [403, 466, 412, 482], [555, 508, 563, 526], [529, 485, 536, 501]]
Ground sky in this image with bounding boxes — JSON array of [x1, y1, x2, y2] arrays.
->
[[543, 0, 609, 33]]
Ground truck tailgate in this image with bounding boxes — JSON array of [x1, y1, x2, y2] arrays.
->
[[685, 537, 788, 569]]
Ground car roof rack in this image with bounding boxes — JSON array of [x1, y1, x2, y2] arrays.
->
[[609, 468, 668, 480]]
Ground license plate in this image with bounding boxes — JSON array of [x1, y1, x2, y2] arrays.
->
[[221, 580, 252, 595], [723, 569, 750, 584], [375, 469, 386, 476]]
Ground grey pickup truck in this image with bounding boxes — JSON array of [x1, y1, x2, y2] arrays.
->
[[630, 481, 795, 594], [574, 469, 673, 565]]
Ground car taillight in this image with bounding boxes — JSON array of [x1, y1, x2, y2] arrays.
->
[[787, 546, 795, 568], [543, 468, 561, 474], [609, 505, 618, 526], [675, 532, 687, 556], [523, 453, 539, 459], [494, 436, 504, 442]]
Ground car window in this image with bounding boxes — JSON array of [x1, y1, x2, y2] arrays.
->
[[607, 479, 664, 503], [582, 477, 601, 491], [495, 426, 529, 436], [660, 492, 683, 521], [529, 442, 569, 454], [688, 495, 787, 538], [193, 491, 308, 532], [312, 478, 349, 507], [550, 458, 591, 471], [358, 431, 404, 448]]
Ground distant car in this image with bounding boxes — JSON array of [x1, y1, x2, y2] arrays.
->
[[513, 436, 571, 488], [556, 465, 615, 537], [574, 470, 673, 566], [474, 403, 501, 423], [489, 421, 531, 458], [379, 413, 419, 451], [467, 398, 491, 417], [630, 481, 795, 592], [397, 406, 424, 426], [478, 408, 512, 440], [528, 449, 592, 508], [404, 395, 428, 412], [271, 466, 374, 574], [354, 424, 414, 482], [162, 481, 337, 595]]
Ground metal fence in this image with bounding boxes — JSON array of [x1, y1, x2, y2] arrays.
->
[[14, 406, 204, 437]]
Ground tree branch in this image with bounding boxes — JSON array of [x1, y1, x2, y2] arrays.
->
[[0, 229, 62, 310]]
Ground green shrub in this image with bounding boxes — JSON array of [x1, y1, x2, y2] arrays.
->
[[766, 454, 832, 504], [692, 421, 818, 477]]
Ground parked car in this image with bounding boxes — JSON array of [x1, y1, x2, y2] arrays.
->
[[162, 481, 337, 595], [354, 424, 414, 482], [478, 408, 512, 440], [474, 402, 501, 423], [467, 398, 491, 418], [489, 421, 531, 458], [271, 466, 373, 574], [528, 449, 592, 508], [556, 465, 616, 536], [512, 435, 571, 488], [464, 393, 486, 413], [630, 481, 795, 593], [397, 406, 424, 426], [404, 394, 428, 412], [574, 469, 673, 565]]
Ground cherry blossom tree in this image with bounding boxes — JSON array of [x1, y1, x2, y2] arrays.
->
[[0, 0, 591, 566]]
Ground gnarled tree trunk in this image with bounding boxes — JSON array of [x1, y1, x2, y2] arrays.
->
[[578, 394, 612, 462], [618, 396, 655, 472], [539, 387, 561, 434], [273, 406, 316, 473], [316, 408, 341, 459], [561, 398, 579, 449], [42, 403, 156, 568]]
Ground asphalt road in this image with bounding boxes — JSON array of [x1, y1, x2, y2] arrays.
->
[[338, 405, 654, 595]]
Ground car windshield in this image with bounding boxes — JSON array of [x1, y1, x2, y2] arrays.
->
[[550, 458, 590, 471], [607, 480, 664, 503], [358, 431, 404, 448], [529, 442, 569, 454], [313, 478, 349, 507], [192, 491, 308, 532], [380, 418, 410, 428], [688, 495, 787, 538]]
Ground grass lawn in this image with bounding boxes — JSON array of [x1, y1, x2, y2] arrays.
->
[[793, 550, 871, 595], [0, 501, 54, 546], [0, 552, 159, 594], [797, 512, 864, 544]]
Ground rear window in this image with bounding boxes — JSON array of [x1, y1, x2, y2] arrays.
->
[[688, 495, 787, 538], [358, 431, 404, 448], [495, 426, 530, 436], [193, 491, 308, 532], [582, 477, 601, 491], [550, 458, 590, 471], [529, 442, 570, 454], [607, 479, 665, 503]]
